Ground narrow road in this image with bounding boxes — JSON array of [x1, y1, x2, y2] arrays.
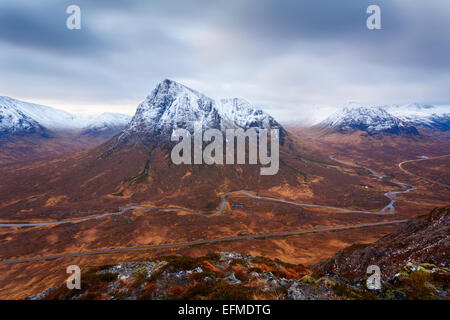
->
[[0, 219, 407, 265], [2, 155, 443, 228], [0, 192, 236, 228], [0, 189, 399, 228], [398, 155, 450, 189]]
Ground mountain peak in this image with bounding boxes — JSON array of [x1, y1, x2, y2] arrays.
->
[[153, 79, 184, 94], [150, 79, 205, 100], [115, 81, 282, 147]]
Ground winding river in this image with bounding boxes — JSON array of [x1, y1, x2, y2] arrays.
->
[[1, 154, 446, 228]]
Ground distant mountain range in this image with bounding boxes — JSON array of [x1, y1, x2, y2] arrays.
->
[[0, 96, 131, 165], [0, 96, 131, 137], [318, 102, 449, 135], [2, 84, 449, 166], [385, 103, 450, 131], [2, 92, 448, 141]]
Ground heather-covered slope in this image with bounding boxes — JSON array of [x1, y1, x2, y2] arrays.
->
[[314, 206, 449, 280]]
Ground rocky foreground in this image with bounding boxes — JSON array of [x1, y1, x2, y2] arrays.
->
[[31, 207, 449, 300]]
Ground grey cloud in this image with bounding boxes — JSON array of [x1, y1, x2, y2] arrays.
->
[[0, 0, 449, 122], [0, 2, 110, 55]]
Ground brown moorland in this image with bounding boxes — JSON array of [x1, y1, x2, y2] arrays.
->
[[0, 125, 448, 299]]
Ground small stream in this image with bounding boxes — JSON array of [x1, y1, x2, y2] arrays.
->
[[329, 155, 416, 213]]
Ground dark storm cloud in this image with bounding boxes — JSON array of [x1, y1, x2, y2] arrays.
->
[[0, 0, 449, 120]]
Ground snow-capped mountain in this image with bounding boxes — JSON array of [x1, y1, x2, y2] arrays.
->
[[116, 79, 282, 145], [0, 96, 131, 136], [0, 102, 46, 136], [0, 96, 86, 131], [81, 113, 131, 137], [320, 103, 419, 135], [385, 103, 450, 131]]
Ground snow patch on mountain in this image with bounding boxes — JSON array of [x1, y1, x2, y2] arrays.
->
[[216, 98, 278, 130]]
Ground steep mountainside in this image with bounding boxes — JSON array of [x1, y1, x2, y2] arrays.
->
[[314, 206, 449, 280]]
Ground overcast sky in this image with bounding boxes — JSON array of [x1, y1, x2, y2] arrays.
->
[[0, 0, 449, 123]]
